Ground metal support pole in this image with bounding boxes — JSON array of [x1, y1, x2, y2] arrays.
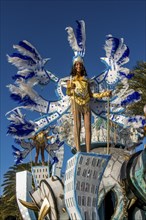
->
[[106, 96, 110, 154]]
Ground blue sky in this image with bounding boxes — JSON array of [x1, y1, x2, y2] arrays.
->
[[0, 0, 146, 195]]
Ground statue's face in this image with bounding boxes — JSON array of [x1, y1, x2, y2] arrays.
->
[[75, 61, 83, 74]]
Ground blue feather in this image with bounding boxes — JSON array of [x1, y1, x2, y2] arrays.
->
[[10, 94, 22, 102], [14, 139, 21, 144], [51, 156, 59, 165], [15, 157, 23, 165], [106, 36, 120, 57], [128, 117, 137, 123], [121, 91, 141, 106], [16, 160, 22, 165], [12, 145, 20, 152], [19, 41, 40, 60], [117, 47, 130, 65], [142, 118, 146, 126], [119, 72, 134, 79], [128, 118, 137, 122], [128, 117, 146, 126], [8, 122, 35, 137], [22, 95, 37, 106], [12, 145, 23, 164], [10, 94, 37, 106], [54, 135, 64, 148], [7, 127, 34, 137], [76, 20, 83, 49], [10, 53, 36, 65], [12, 72, 35, 80]]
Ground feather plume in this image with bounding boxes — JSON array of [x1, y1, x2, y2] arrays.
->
[[104, 35, 120, 58], [112, 87, 140, 106], [10, 94, 37, 106], [117, 47, 130, 66], [76, 20, 86, 53], [121, 91, 141, 106], [7, 40, 50, 71], [14, 40, 42, 61], [65, 27, 81, 52], [104, 35, 130, 67], [12, 144, 33, 164], [17, 69, 33, 76], [19, 139, 34, 150], [7, 110, 36, 138], [8, 40, 53, 87], [66, 20, 86, 55], [45, 135, 64, 152], [119, 71, 134, 79], [7, 79, 39, 106], [12, 71, 35, 80], [9, 52, 36, 64], [128, 116, 146, 128], [7, 55, 36, 70]]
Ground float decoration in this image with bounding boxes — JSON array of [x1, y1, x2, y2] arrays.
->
[[6, 20, 146, 220]]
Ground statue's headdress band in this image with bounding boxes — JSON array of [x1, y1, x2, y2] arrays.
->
[[65, 20, 86, 64]]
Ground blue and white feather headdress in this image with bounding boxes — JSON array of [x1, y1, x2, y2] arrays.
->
[[65, 20, 86, 64]]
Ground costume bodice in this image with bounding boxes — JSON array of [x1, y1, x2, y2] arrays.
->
[[71, 76, 91, 105], [34, 131, 46, 144]]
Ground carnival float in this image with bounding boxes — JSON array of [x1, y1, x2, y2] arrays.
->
[[6, 20, 146, 219]]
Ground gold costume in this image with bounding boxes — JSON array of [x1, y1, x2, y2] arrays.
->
[[32, 131, 47, 146], [66, 76, 110, 113]]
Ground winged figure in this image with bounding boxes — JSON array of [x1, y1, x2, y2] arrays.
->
[[6, 20, 146, 154]]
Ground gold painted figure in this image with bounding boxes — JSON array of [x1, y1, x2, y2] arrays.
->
[[31, 130, 53, 165], [66, 59, 111, 153]]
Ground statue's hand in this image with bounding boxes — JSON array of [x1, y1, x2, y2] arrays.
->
[[67, 80, 76, 89], [106, 90, 112, 97], [47, 135, 54, 140]]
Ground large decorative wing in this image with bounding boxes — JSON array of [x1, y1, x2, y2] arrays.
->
[[12, 140, 34, 165], [90, 35, 142, 128], [95, 35, 132, 90], [7, 109, 36, 138], [6, 32, 146, 156], [7, 40, 58, 85]]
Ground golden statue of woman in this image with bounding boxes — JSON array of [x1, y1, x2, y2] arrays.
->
[[66, 58, 111, 153]]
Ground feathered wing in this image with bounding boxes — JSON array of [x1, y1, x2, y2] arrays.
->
[[65, 20, 86, 56], [7, 32, 145, 154], [7, 109, 36, 139], [7, 40, 42, 70], [45, 136, 64, 153], [91, 34, 144, 139], [12, 140, 34, 165], [13, 40, 42, 61], [7, 40, 58, 85], [95, 34, 131, 91], [6, 80, 71, 139]]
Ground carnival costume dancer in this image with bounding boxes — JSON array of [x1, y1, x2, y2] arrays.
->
[[66, 20, 111, 153], [31, 130, 53, 165]]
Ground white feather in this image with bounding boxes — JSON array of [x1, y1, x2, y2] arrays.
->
[[113, 38, 124, 61], [65, 27, 82, 52], [119, 67, 130, 75], [7, 78, 39, 101], [7, 55, 35, 70], [17, 69, 33, 76], [23, 40, 41, 59], [19, 40, 42, 60], [78, 20, 86, 51], [118, 57, 130, 67], [13, 44, 41, 62], [104, 36, 129, 67]]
